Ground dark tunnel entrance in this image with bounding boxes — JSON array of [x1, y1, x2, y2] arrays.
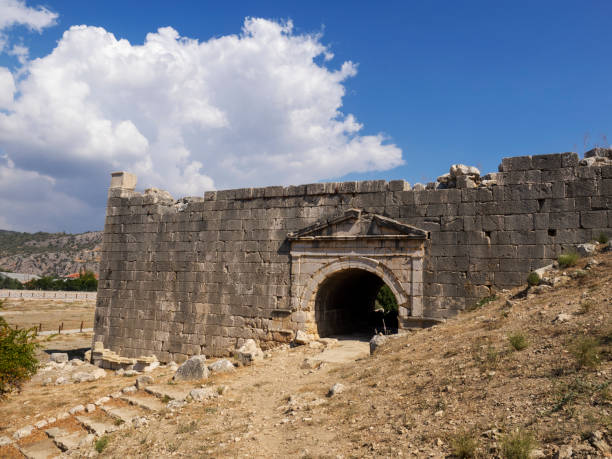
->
[[314, 268, 399, 337]]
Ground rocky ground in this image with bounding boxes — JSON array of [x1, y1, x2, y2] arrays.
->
[[0, 247, 610, 458]]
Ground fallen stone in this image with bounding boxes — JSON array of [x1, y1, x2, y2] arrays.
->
[[167, 361, 178, 371], [143, 361, 159, 372], [189, 387, 218, 402], [49, 353, 68, 364], [308, 341, 324, 349], [83, 350, 91, 362], [174, 355, 209, 381], [234, 339, 263, 366], [167, 400, 186, 411], [13, 426, 33, 439], [123, 369, 139, 377], [55, 376, 68, 385], [72, 372, 95, 383], [294, 330, 311, 345], [0, 436, 11, 446], [34, 420, 48, 429], [69, 404, 85, 415], [327, 383, 345, 397], [45, 417, 56, 425], [91, 368, 106, 379], [122, 385, 137, 394], [69, 358, 84, 366], [576, 243, 597, 257], [85, 404, 95, 413], [208, 359, 235, 374], [136, 375, 154, 389], [56, 412, 69, 421], [95, 396, 110, 406], [132, 417, 148, 428], [552, 313, 572, 324], [369, 334, 388, 354], [42, 377, 52, 386]]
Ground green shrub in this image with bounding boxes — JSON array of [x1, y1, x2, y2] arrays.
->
[[0, 317, 39, 398], [570, 336, 601, 369], [558, 251, 579, 269], [450, 431, 478, 458], [526, 272, 540, 287], [508, 332, 528, 351], [95, 435, 109, 453], [500, 429, 536, 459], [597, 232, 610, 244], [467, 295, 497, 311]]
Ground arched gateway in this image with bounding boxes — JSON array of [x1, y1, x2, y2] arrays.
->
[[287, 209, 428, 337]]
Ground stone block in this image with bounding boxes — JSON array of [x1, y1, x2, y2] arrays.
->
[[500, 155, 532, 172], [580, 211, 607, 229], [532, 154, 563, 170]]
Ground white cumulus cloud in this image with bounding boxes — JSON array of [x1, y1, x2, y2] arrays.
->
[[0, 18, 403, 232], [0, 0, 57, 32]]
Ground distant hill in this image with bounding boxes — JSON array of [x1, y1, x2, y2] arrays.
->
[[0, 230, 102, 277]]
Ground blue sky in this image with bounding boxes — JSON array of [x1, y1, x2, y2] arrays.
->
[[0, 0, 610, 232]]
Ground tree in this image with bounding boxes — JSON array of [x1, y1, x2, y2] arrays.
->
[[0, 317, 39, 398]]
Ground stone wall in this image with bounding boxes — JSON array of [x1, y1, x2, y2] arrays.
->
[[93, 150, 612, 362]]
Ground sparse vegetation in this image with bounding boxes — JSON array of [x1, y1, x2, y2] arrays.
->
[[577, 299, 594, 315], [500, 429, 536, 459], [597, 232, 610, 244], [0, 317, 39, 398], [527, 271, 540, 286], [569, 336, 601, 369], [177, 420, 198, 433], [95, 435, 110, 453], [558, 251, 580, 269], [449, 431, 478, 458], [508, 332, 528, 351], [468, 295, 497, 311]]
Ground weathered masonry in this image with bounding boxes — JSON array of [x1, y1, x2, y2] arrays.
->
[[93, 149, 612, 362]]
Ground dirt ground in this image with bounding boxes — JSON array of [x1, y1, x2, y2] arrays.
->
[[0, 297, 95, 332], [1, 250, 610, 458]]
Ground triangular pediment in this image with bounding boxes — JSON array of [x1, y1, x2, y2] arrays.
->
[[287, 209, 428, 240]]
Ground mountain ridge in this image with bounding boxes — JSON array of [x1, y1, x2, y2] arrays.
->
[[0, 229, 102, 277]]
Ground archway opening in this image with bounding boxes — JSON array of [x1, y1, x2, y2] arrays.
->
[[314, 268, 399, 337]]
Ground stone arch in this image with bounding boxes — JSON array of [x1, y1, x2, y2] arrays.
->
[[298, 256, 411, 336]]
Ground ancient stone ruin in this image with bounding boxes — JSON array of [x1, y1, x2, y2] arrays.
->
[[93, 149, 612, 362]]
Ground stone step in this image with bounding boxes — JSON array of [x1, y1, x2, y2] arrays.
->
[[17, 437, 62, 459], [75, 415, 118, 436], [145, 384, 191, 402], [120, 394, 166, 411], [101, 405, 143, 424], [52, 430, 93, 452]]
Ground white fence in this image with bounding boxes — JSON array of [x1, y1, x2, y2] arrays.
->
[[0, 289, 97, 300]]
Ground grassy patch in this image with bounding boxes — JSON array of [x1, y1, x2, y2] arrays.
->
[[569, 336, 601, 369], [467, 295, 498, 312], [472, 342, 500, 371], [508, 332, 528, 351], [161, 394, 171, 403], [95, 435, 110, 453], [558, 251, 579, 269], [500, 429, 536, 459], [597, 232, 609, 244], [449, 431, 478, 459], [177, 420, 198, 434], [576, 300, 594, 315], [527, 272, 540, 287]]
